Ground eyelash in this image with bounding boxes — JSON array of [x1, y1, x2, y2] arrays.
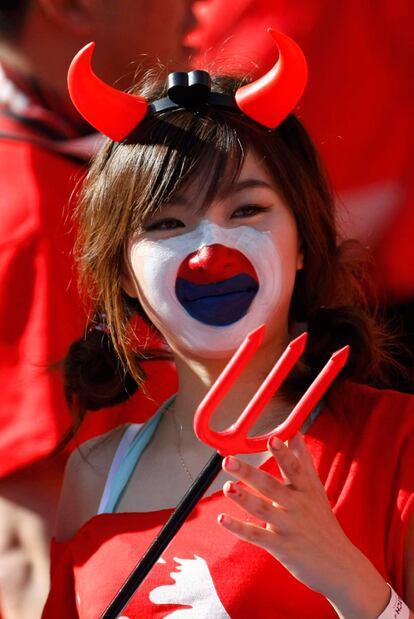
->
[[231, 205, 270, 218], [142, 205, 270, 232], [143, 218, 185, 232]]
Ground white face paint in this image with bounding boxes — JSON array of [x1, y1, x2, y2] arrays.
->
[[129, 220, 284, 358]]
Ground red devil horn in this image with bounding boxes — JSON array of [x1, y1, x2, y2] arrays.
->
[[67, 42, 148, 141], [235, 29, 307, 129]]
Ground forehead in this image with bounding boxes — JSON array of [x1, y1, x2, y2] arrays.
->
[[125, 112, 280, 227], [237, 151, 274, 185], [172, 149, 276, 208]]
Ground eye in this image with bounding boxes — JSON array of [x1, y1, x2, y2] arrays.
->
[[231, 205, 271, 219], [143, 218, 186, 232]]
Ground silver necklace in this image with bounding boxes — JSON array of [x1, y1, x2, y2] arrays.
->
[[167, 401, 194, 483]]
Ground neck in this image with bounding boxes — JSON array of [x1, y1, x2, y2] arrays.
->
[[172, 330, 294, 439]]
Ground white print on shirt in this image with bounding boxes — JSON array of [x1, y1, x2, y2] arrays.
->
[[149, 554, 230, 617], [111, 560, 168, 617]]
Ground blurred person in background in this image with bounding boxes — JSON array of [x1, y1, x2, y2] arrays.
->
[[188, 0, 414, 391], [0, 1, 195, 617]]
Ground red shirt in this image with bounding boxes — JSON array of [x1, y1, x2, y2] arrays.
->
[[43, 382, 414, 618]]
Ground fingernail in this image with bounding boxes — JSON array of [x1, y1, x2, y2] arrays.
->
[[223, 456, 240, 471], [269, 435, 283, 450], [224, 481, 240, 496], [218, 513, 229, 525]]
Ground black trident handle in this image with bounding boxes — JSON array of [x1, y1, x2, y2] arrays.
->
[[100, 451, 224, 619]]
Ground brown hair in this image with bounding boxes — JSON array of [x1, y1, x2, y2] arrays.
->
[[63, 74, 398, 435]]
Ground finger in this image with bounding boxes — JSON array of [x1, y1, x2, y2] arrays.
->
[[288, 433, 312, 464], [217, 512, 281, 555], [268, 435, 307, 490], [222, 456, 292, 506], [223, 481, 290, 533], [287, 434, 321, 484]]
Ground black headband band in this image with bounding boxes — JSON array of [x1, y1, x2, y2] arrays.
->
[[148, 70, 238, 115]]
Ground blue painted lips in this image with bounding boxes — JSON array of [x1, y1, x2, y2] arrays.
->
[[175, 273, 259, 326]]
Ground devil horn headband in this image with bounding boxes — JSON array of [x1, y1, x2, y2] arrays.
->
[[67, 28, 307, 142]]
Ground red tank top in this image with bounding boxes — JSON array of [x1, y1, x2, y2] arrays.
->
[[43, 382, 414, 618]]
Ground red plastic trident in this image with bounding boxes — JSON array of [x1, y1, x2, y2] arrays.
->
[[101, 325, 349, 618], [194, 324, 349, 455]]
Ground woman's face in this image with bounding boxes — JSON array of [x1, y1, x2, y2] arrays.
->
[[125, 151, 303, 359]]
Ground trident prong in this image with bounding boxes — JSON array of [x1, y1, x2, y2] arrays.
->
[[194, 326, 349, 455]]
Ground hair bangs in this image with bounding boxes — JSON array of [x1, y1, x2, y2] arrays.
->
[[123, 109, 247, 231]]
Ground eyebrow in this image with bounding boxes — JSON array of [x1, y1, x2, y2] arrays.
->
[[228, 179, 274, 194]]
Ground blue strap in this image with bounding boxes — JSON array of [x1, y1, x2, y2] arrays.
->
[[100, 397, 175, 514]]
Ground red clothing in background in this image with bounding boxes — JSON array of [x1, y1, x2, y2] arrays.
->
[[189, 0, 414, 301], [0, 110, 86, 474], [0, 68, 177, 476], [43, 382, 414, 618]]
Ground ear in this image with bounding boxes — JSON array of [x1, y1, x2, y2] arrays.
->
[[121, 258, 139, 299], [121, 275, 138, 299], [37, 0, 96, 36]]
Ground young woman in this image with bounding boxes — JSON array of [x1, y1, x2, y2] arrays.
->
[[42, 31, 414, 618]]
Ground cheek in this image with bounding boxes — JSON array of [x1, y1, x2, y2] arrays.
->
[[125, 251, 144, 299], [266, 232, 303, 315], [127, 224, 295, 357], [128, 242, 178, 320], [271, 225, 302, 274], [129, 254, 158, 310]]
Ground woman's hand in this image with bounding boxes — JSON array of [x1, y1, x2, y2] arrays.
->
[[219, 434, 390, 618]]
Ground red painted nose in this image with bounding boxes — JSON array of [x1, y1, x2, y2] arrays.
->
[[188, 244, 233, 277], [178, 244, 258, 285]]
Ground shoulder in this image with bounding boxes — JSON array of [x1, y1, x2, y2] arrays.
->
[[54, 424, 130, 543], [324, 381, 414, 473], [328, 382, 414, 491], [329, 381, 414, 429]]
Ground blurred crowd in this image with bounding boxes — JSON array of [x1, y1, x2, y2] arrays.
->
[[0, 1, 412, 617]]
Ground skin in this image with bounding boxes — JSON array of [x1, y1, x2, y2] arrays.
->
[[57, 149, 306, 531], [126, 150, 303, 371], [0, 457, 65, 619], [56, 151, 414, 617]]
